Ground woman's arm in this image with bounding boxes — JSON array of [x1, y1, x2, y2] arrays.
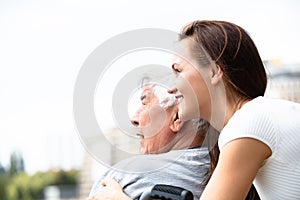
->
[[200, 138, 271, 200], [87, 178, 132, 200]]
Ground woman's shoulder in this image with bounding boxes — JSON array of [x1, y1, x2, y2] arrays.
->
[[243, 96, 300, 111], [219, 97, 280, 152], [220, 97, 300, 151], [231, 96, 300, 123], [228, 97, 273, 125]]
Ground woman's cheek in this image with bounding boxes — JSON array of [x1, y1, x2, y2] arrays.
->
[[179, 99, 198, 122], [181, 86, 201, 120]]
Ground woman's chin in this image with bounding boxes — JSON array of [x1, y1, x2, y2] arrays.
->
[[180, 110, 200, 122], [178, 104, 185, 121]]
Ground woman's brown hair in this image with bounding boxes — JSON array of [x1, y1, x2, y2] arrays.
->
[[179, 20, 267, 102], [182, 20, 264, 200]]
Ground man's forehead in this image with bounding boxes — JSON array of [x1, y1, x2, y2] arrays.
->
[[142, 85, 153, 93], [141, 86, 155, 98]]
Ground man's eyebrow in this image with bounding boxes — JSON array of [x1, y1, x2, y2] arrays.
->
[[140, 94, 146, 101]]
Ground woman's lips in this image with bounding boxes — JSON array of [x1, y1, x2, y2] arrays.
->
[[175, 94, 184, 102]]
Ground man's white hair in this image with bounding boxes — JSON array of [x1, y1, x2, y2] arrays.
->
[[142, 81, 178, 109], [151, 84, 178, 109], [140, 73, 178, 109], [142, 79, 210, 136]]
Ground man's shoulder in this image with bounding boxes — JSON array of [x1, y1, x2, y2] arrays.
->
[[90, 147, 210, 198], [111, 147, 209, 174]]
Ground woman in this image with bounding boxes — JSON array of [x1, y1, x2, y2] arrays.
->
[[91, 20, 300, 199], [170, 20, 300, 199]]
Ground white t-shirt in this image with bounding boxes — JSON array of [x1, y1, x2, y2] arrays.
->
[[219, 96, 300, 200]]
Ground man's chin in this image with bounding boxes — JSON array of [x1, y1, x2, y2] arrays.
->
[[140, 147, 156, 154], [140, 146, 147, 154]]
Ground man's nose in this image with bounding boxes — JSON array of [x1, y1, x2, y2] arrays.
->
[[130, 113, 139, 127]]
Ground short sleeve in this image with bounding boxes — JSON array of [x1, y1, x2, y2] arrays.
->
[[218, 98, 277, 154]]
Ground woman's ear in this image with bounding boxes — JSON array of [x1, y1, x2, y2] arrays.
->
[[211, 64, 223, 85], [170, 112, 181, 133]]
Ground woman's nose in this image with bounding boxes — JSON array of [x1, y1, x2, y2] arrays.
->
[[168, 88, 178, 94]]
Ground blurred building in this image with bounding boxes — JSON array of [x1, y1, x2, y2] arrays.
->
[[265, 63, 300, 103], [46, 134, 84, 172], [78, 128, 139, 198]]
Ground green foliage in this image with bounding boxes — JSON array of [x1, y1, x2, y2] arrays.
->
[[0, 152, 79, 199], [7, 173, 31, 200], [0, 169, 79, 200], [0, 174, 9, 198]]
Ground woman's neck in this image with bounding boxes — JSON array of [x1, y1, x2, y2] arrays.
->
[[209, 91, 250, 132], [224, 96, 250, 127]]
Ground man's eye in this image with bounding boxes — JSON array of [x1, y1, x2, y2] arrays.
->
[[140, 94, 146, 101]]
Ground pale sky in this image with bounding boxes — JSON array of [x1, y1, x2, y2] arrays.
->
[[0, 0, 299, 174]]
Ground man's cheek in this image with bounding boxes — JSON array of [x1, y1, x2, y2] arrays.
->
[[149, 106, 167, 135]]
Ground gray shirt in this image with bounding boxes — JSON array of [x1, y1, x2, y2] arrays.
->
[[90, 147, 210, 200]]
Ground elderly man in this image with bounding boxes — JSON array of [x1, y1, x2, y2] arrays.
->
[[88, 83, 217, 200]]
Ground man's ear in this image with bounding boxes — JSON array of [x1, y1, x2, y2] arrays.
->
[[211, 64, 223, 85], [170, 112, 181, 133]]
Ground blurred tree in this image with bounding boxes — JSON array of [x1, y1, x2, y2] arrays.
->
[[6, 172, 29, 200], [55, 169, 78, 185], [0, 174, 9, 198], [1, 168, 79, 200], [0, 162, 5, 174], [9, 151, 25, 176]]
